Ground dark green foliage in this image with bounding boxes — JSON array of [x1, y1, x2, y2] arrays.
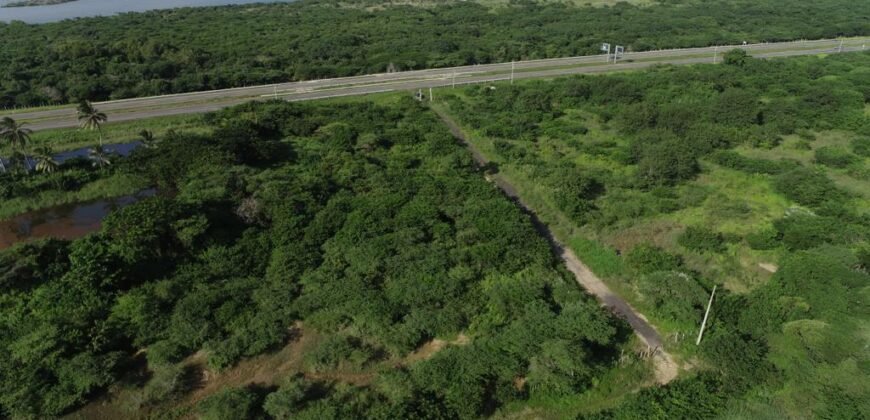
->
[[815, 146, 859, 168], [197, 386, 263, 420], [0, 100, 626, 418], [745, 229, 780, 250], [678, 226, 725, 253], [635, 138, 701, 187], [625, 244, 683, 274], [582, 374, 729, 419], [772, 214, 863, 250], [303, 335, 379, 373], [773, 167, 843, 208], [708, 150, 798, 175], [2, 0, 870, 107], [852, 137, 870, 157], [723, 49, 750, 67], [636, 271, 709, 325], [553, 170, 605, 224]]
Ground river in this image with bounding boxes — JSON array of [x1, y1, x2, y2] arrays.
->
[[0, 0, 293, 23]]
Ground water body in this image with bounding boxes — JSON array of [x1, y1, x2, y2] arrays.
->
[[0, 0, 292, 23], [0, 188, 156, 250], [0, 140, 141, 168]]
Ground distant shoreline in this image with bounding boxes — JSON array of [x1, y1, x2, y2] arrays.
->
[[3, 0, 78, 7]]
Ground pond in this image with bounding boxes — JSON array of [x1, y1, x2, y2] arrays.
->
[[0, 0, 293, 23], [0, 188, 156, 250], [0, 140, 141, 168]]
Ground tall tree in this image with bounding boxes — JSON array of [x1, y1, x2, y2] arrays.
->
[[77, 101, 108, 146], [0, 117, 33, 171]]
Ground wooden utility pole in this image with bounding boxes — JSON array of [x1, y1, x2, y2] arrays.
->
[[696, 285, 717, 345]]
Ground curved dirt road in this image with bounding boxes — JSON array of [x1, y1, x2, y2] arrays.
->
[[434, 108, 678, 384]]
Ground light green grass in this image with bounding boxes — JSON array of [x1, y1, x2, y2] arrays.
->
[[3, 114, 210, 155], [0, 173, 148, 220]]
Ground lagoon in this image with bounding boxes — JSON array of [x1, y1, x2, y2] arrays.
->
[[0, 0, 291, 23]]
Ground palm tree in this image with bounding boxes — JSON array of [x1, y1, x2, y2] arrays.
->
[[88, 145, 111, 171], [139, 129, 157, 148], [77, 100, 108, 146], [33, 146, 59, 175], [0, 117, 33, 171]]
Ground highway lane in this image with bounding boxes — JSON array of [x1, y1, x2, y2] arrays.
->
[[6, 37, 869, 131]]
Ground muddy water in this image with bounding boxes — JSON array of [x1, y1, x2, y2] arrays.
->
[[0, 189, 155, 250]]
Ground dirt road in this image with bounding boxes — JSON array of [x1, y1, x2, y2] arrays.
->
[[434, 108, 678, 384]]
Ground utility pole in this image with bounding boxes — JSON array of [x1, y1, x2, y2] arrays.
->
[[601, 43, 611, 63], [838, 39, 844, 53], [452, 71, 456, 89], [429, 87, 433, 102], [510, 61, 515, 84], [713, 46, 718, 64], [696, 285, 717, 345], [273, 85, 278, 100]]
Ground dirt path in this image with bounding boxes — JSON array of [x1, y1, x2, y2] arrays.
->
[[434, 107, 678, 384]]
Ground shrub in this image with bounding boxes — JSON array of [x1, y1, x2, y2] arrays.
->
[[850, 136, 870, 157], [303, 335, 378, 373], [772, 215, 847, 250], [197, 387, 261, 420], [708, 150, 797, 175], [635, 139, 700, 187], [773, 168, 842, 208], [745, 229, 781, 250], [636, 271, 708, 325], [625, 244, 683, 274], [814, 146, 857, 168], [678, 226, 725, 252]]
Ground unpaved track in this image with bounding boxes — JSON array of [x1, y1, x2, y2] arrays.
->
[[434, 108, 678, 384]]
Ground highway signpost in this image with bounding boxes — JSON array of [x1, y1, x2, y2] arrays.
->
[[601, 43, 611, 62], [613, 45, 625, 63]]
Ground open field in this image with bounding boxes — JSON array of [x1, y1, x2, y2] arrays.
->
[[436, 50, 870, 417]]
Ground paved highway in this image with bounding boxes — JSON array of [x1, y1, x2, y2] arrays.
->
[[6, 37, 869, 131]]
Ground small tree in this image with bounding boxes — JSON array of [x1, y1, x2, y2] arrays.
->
[[77, 100, 108, 146]]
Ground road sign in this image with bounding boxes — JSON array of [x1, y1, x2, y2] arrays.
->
[[614, 45, 625, 63], [601, 43, 611, 52]]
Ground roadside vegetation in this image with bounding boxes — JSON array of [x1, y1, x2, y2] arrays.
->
[[1, 0, 869, 107], [438, 51, 869, 418], [0, 98, 647, 418], [0, 105, 208, 219]]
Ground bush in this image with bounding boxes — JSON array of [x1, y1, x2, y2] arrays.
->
[[814, 146, 858, 168], [678, 226, 725, 253], [850, 136, 870, 158], [635, 139, 701, 187], [636, 271, 709, 326], [772, 215, 849, 250], [745, 229, 781, 250], [197, 387, 262, 420], [708, 150, 797, 175], [625, 244, 683, 274], [773, 168, 843, 208], [303, 335, 378, 373]]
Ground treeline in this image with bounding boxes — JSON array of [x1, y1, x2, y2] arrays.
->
[[2, 0, 870, 106], [0, 99, 630, 418], [444, 51, 869, 417]]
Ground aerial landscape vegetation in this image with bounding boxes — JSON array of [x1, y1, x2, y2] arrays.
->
[[0, 0, 868, 419]]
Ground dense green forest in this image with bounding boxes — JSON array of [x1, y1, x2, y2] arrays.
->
[[0, 98, 639, 418], [2, 0, 870, 107], [440, 51, 869, 417]]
